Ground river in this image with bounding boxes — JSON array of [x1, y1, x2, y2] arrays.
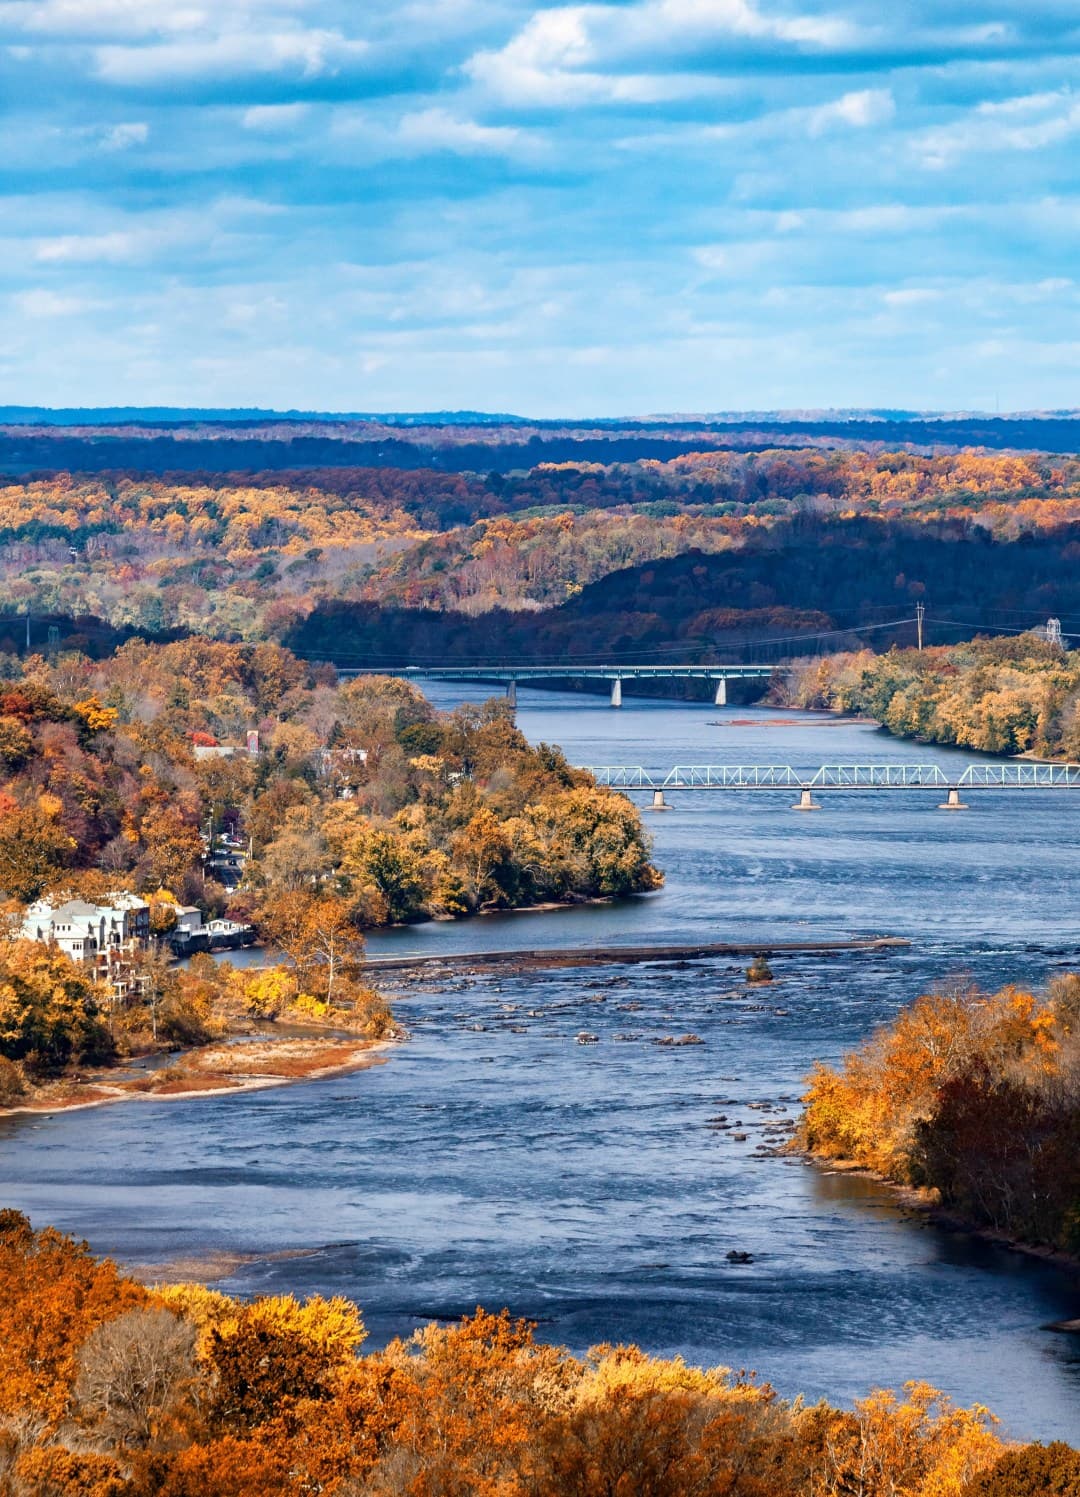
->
[[3, 685, 1080, 1441]]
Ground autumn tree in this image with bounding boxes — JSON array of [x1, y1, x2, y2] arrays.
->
[[140, 807, 205, 894], [0, 1212, 146, 1429], [0, 713, 33, 769], [450, 807, 515, 909], [0, 802, 75, 901], [206, 1294, 366, 1433], [73, 1306, 199, 1450], [963, 1441, 1080, 1495], [0, 941, 113, 1073], [257, 890, 365, 1005]]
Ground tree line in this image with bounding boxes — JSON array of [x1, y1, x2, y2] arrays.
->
[[785, 635, 1080, 758], [0, 1208, 1077, 1495]]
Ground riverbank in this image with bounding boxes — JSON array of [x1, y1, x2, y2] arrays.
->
[[0, 1033, 399, 1118], [803, 1153, 1080, 1289], [776, 637, 1080, 764]]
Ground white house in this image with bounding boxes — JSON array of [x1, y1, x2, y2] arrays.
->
[[20, 894, 151, 963], [173, 906, 204, 937]]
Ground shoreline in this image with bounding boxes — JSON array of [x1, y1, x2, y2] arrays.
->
[[777, 698, 1080, 767], [0, 1034, 400, 1120], [802, 1152, 1080, 1292]]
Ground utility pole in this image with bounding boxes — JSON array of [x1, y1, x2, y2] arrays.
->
[[916, 602, 925, 652]]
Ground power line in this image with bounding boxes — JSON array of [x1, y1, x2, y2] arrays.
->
[[926, 615, 1080, 640]]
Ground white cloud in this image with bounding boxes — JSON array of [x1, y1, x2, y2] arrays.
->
[[395, 107, 532, 156], [777, 204, 964, 234], [11, 288, 94, 316], [99, 120, 148, 149], [916, 88, 1080, 168], [5, 0, 211, 37], [619, 87, 895, 151], [242, 103, 310, 131], [625, 0, 857, 50], [94, 28, 367, 84], [464, 0, 853, 106], [883, 287, 942, 306], [4, 0, 322, 39], [329, 105, 543, 161], [35, 230, 144, 263], [30, 198, 275, 267], [805, 88, 895, 134], [464, 8, 702, 105]]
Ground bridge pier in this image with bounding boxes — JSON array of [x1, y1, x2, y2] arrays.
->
[[714, 677, 727, 707], [792, 788, 821, 811], [649, 789, 671, 812], [610, 677, 622, 709], [939, 787, 968, 810], [506, 679, 517, 709]]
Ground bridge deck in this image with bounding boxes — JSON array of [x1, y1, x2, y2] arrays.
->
[[341, 664, 775, 681]]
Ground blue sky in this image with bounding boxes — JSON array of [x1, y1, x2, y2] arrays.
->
[[0, 0, 1077, 416]]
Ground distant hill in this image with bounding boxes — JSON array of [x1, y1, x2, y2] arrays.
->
[[0, 407, 529, 427], [0, 413, 1078, 475], [3, 406, 1078, 428], [286, 520, 1080, 669]]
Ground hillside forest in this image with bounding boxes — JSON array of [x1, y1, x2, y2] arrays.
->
[[0, 638, 656, 920], [0, 637, 658, 1095], [3, 449, 1080, 663]]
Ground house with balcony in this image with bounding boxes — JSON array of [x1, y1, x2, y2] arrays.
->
[[19, 894, 153, 997]]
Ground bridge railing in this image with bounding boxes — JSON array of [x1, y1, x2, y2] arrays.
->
[[663, 765, 804, 787], [958, 763, 1080, 787], [585, 767, 659, 788], [581, 762, 1080, 790], [805, 764, 950, 787]]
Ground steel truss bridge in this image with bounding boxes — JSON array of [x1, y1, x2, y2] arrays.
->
[[345, 665, 775, 706], [583, 763, 1080, 791], [347, 666, 774, 682]]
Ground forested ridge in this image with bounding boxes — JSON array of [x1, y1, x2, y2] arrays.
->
[[0, 638, 658, 1102], [2, 412, 1078, 472], [289, 522, 1080, 668], [1, 1208, 1078, 1496], [3, 448, 1080, 650]]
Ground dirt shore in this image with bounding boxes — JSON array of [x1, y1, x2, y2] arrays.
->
[[0, 1035, 398, 1119]]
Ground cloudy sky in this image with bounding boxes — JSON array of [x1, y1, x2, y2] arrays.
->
[[1, 0, 1077, 415]]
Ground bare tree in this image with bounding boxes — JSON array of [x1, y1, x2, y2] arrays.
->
[[74, 1307, 199, 1450]]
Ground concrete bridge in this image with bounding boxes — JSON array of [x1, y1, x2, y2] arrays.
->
[[357, 664, 775, 707], [582, 762, 1080, 810]]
